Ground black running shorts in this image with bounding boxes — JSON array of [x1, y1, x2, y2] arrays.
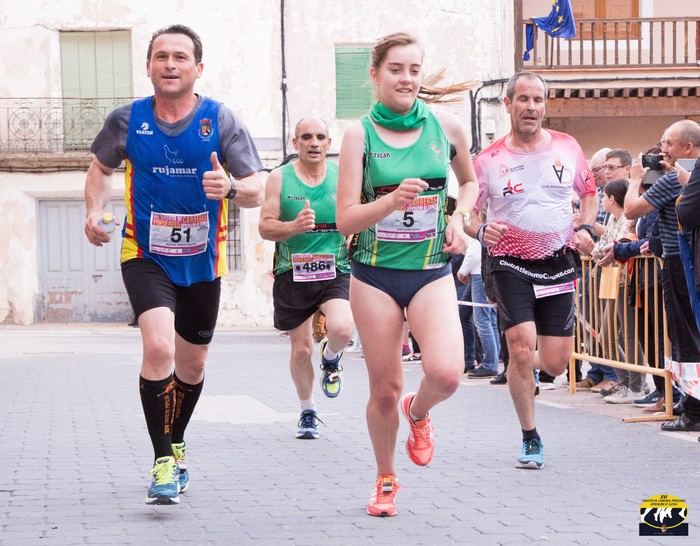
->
[[273, 270, 349, 331], [491, 269, 575, 336], [121, 258, 221, 345]]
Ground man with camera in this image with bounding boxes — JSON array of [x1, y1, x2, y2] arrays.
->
[[624, 120, 700, 432]]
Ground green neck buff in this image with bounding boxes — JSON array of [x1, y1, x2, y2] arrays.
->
[[369, 99, 428, 131]]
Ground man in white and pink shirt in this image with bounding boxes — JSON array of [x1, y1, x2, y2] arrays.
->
[[466, 71, 598, 469]]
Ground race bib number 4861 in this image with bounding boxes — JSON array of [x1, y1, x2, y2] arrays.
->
[[292, 253, 336, 282]]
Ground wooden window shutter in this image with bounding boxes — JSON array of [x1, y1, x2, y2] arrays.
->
[[335, 46, 373, 119]]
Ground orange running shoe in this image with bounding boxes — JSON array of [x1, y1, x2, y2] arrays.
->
[[400, 392, 434, 466], [367, 475, 400, 517]]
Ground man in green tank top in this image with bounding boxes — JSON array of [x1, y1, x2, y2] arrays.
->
[[259, 118, 354, 439]]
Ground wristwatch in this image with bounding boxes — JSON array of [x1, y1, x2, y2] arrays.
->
[[226, 175, 238, 200], [575, 223, 595, 238]]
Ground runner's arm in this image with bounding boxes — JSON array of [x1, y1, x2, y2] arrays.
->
[[578, 193, 598, 226], [229, 170, 264, 208], [84, 157, 115, 247], [435, 111, 479, 217], [258, 169, 313, 241]]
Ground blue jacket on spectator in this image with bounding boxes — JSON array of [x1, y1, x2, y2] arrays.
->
[[613, 210, 660, 261]]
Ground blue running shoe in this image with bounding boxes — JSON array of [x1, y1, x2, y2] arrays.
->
[[517, 438, 544, 469], [319, 338, 343, 398], [145, 456, 180, 505], [296, 409, 322, 439], [171, 442, 189, 493]]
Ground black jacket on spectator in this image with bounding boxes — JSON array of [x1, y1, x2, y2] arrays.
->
[[676, 158, 700, 229], [676, 159, 700, 291]]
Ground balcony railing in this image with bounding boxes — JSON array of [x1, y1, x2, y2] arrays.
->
[[0, 97, 133, 154], [520, 17, 700, 69]]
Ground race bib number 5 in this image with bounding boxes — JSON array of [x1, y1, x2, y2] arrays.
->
[[149, 211, 210, 256], [292, 253, 336, 282], [376, 194, 438, 242]]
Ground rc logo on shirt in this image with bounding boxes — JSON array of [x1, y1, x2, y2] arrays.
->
[[286, 195, 306, 201], [199, 118, 212, 140], [502, 179, 524, 197], [136, 122, 154, 136], [639, 494, 688, 536]]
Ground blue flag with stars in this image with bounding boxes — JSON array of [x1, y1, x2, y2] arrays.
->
[[523, 0, 576, 60]]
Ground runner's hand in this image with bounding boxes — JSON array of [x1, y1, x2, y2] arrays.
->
[[84, 211, 118, 247], [202, 151, 231, 200], [443, 216, 468, 254], [391, 178, 428, 209], [293, 199, 316, 233], [483, 222, 508, 246], [575, 229, 595, 256]]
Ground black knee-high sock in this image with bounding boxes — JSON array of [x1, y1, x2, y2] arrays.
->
[[171, 374, 204, 444], [522, 428, 540, 441], [139, 375, 176, 461]]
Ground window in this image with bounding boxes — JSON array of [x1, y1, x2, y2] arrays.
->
[[227, 202, 242, 271], [60, 30, 133, 150], [572, 1, 640, 39], [335, 46, 373, 119]]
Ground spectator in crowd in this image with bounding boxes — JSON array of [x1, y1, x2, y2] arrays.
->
[[594, 178, 646, 403], [574, 147, 618, 390], [458, 236, 500, 378], [625, 120, 700, 431]]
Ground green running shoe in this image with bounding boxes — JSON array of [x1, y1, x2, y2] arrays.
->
[[145, 456, 180, 505], [171, 442, 189, 493], [319, 338, 343, 398]]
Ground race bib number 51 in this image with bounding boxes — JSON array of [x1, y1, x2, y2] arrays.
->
[[149, 211, 210, 256]]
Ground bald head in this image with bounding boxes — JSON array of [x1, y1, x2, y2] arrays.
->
[[294, 117, 329, 138], [662, 120, 700, 161], [293, 117, 331, 166], [669, 120, 700, 148]]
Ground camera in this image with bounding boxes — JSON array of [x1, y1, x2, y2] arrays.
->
[[642, 153, 664, 170]]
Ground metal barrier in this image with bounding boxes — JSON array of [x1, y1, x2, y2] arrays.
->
[[570, 255, 674, 423]]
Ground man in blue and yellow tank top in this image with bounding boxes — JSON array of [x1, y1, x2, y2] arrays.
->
[[84, 25, 264, 505], [259, 118, 353, 440]]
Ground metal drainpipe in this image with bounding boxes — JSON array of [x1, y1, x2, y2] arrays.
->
[[280, 0, 288, 161]]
